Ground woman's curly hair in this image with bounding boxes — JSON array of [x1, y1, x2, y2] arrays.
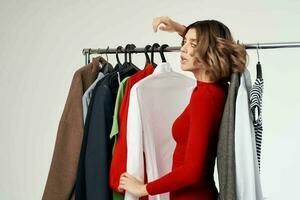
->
[[181, 20, 249, 83]]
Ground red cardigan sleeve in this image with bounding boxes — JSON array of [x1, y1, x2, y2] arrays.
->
[[145, 88, 218, 195]]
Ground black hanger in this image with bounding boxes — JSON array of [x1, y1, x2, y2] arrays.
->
[[144, 45, 151, 66], [123, 44, 136, 65], [121, 44, 139, 71], [99, 46, 114, 74], [116, 46, 123, 65], [124, 44, 131, 64], [105, 46, 109, 62], [256, 43, 263, 79], [159, 44, 169, 63], [111, 44, 140, 85], [128, 44, 141, 71], [129, 44, 135, 64], [151, 43, 160, 67]]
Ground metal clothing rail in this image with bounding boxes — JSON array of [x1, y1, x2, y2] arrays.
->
[[82, 41, 300, 64]]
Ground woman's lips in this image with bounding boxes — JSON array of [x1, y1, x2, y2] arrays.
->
[[180, 56, 187, 63]]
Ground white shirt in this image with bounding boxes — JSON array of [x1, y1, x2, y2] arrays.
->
[[125, 62, 196, 200], [235, 69, 264, 200]]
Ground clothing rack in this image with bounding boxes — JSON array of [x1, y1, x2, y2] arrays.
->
[[82, 41, 300, 64]]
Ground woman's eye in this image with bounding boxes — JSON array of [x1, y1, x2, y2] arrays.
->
[[181, 40, 196, 48]]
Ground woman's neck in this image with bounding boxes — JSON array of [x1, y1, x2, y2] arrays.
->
[[193, 69, 215, 83]]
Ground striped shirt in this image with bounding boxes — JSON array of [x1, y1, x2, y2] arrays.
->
[[250, 78, 264, 171]]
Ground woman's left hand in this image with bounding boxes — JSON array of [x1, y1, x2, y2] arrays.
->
[[118, 172, 149, 197]]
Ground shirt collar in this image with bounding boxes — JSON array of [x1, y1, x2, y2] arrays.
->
[[152, 62, 173, 75]]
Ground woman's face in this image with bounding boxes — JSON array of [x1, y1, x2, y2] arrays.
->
[[180, 28, 202, 72]]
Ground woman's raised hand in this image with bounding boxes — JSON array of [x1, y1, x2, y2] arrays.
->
[[152, 16, 186, 36]]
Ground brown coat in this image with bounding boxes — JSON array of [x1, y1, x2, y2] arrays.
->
[[42, 57, 102, 200]]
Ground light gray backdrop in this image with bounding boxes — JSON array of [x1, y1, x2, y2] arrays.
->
[[0, 0, 299, 199]]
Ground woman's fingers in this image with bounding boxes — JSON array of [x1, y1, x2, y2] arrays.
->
[[153, 17, 161, 32], [120, 172, 144, 184], [121, 172, 133, 178], [153, 16, 170, 32], [120, 177, 126, 183], [158, 23, 167, 31], [119, 175, 127, 192], [118, 184, 125, 192]]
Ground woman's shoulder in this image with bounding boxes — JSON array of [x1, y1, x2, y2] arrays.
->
[[192, 81, 227, 102], [189, 82, 227, 119]]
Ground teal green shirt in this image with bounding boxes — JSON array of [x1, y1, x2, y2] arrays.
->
[[110, 77, 129, 152]]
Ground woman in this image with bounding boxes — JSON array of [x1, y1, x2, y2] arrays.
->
[[118, 16, 248, 199]]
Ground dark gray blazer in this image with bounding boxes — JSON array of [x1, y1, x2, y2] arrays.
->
[[217, 73, 240, 200]]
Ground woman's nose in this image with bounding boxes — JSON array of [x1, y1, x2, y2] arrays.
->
[[180, 44, 187, 53]]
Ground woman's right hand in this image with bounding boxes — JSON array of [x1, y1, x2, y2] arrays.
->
[[152, 16, 186, 37]]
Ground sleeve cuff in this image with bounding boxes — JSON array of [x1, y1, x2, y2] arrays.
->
[[145, 183, 154, 196]]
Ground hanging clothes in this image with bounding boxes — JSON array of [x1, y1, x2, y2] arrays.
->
[[234, 69, 264, 200], [250, 77, 264, 170], [110, 76, 130, 200], [42, 57, 101, 200], [216, 72, 239, 200], [75, 64, 118, 200], [75, 61, 138, 200], [109, 63, 155, 200], [125, 62, 196, 200]]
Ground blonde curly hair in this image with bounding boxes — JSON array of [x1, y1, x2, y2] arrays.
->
[[181, 20, 249, 83]]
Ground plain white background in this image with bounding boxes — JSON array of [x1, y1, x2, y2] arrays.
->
[[0, 0, 299, 199]]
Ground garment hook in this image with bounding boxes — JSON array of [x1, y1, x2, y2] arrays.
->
[[116, 46, 123, 65], [105, 46, 109, 62], [88, 48, 91, 63], [256, 43, 260, 62]]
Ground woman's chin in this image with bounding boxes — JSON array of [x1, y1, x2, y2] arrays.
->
[[180, 63, 189, 71]]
